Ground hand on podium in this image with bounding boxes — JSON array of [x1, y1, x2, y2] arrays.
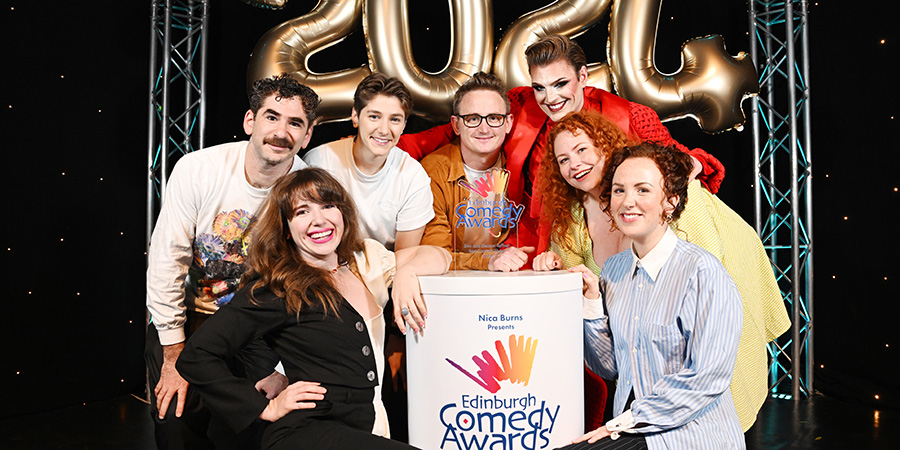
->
[[532, 250, 562, 271], [488, 246, 535, 272]]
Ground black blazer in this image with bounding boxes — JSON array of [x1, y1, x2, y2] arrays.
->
[[177, 285, 380, 433]]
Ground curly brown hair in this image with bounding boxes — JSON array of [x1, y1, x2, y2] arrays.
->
[[249, 73, 321, 123], [241, 168, 365, 316], [598, 142, 693, 226], [537, 111, 635, 252]]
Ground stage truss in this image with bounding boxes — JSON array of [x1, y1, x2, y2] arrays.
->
[[147, 0, 209, 242], [145, 0, 815, 399], [749, 0, 814, 399]]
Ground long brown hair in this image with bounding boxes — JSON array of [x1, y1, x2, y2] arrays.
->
[[242, 168, 365, 315], [537, 111, 635, 252]]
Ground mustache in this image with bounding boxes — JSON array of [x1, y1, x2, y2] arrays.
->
[[265, 136, 293, 148]]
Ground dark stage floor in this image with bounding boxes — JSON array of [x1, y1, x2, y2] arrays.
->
[[0, 394, 895, 449]]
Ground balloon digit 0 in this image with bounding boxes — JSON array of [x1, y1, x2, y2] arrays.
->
[[364, 0, 495, 121]]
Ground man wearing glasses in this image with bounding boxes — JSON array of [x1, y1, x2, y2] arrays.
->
[[420, 72, 534, 272]]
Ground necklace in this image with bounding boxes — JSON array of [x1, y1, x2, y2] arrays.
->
[[330, 262, 348, 274]]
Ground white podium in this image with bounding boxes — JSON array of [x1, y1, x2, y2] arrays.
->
[[406, 270, 584, 450]]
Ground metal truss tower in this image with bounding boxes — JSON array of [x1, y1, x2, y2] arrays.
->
[[748, 0, 814, 399], [147, 0, 210, 243]]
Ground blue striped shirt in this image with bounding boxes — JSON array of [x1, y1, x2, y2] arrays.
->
[[584, 228, 745, 449]]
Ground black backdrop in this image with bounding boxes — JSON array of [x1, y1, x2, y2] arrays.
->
[[3, 0, 897, 419]]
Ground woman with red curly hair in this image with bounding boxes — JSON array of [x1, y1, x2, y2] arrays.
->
[[533, 111, 789, 434], [534, 112, 637, 273]]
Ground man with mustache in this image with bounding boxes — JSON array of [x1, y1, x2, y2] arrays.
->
[[145, 73, 319, 449]]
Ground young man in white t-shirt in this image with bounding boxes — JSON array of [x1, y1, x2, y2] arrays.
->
[[303, 73, 434, 251], [304, 73, 434, 443]]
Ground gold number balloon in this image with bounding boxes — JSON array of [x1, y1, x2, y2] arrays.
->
[[363, 0, 494, 121], [246, 0, 369, 123], [247, 0, 758, 132], [608, 0, 758, 132], [492, 0, 614, 92]]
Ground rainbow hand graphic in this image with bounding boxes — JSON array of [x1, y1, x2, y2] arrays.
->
[[446, 334, 538, 393], [458, 168, 509, 199]]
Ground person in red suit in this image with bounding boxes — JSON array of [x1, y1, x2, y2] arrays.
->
[[399, 35, 724, 257]]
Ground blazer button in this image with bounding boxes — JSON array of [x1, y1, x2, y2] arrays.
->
[[362, 345, 371, 356], [367, 370, 376, 382], [356, 321, 364, 332]]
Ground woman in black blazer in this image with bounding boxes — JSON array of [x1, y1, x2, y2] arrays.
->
[[177, 168, 450, 449]]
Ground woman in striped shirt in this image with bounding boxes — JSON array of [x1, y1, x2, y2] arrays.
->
[[561, 143, 744, 449], [533, 111, 789, 433]]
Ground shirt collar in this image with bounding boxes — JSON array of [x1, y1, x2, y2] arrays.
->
[[629, 227, 678, 282], [446, 140, 466, 182]]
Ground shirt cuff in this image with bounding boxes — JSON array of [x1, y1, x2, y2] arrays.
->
[[274, 361, 285, 375], [583, 295, 605, 320], [605, 409, 635, 440], [156, 326, 187, 346]]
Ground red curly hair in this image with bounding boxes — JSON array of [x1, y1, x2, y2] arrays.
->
[[537, 111, 635, 252]]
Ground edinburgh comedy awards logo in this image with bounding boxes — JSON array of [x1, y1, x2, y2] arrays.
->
[[439, 335, 561, 450], [456, 169, 524, 238]]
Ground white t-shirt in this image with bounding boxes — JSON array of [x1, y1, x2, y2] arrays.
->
[[303, 137, 434, 250], [146, 141, 307, 345]]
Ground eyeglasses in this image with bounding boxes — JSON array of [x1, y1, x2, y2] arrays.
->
[[455, 113, 507, 128]]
